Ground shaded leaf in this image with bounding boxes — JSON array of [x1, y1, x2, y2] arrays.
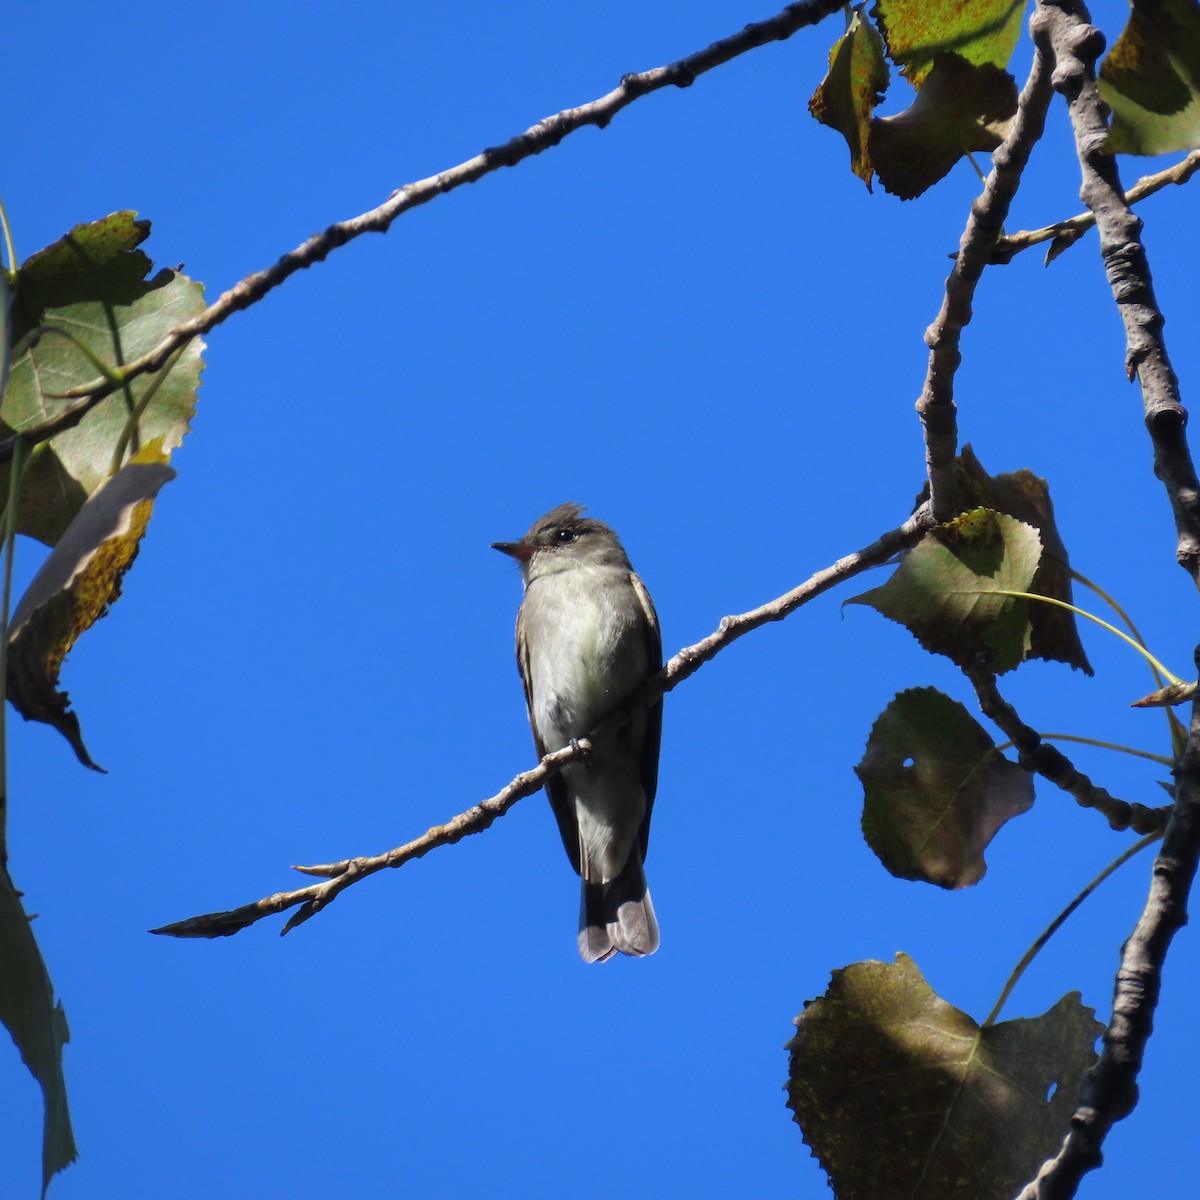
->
[[1100, 0, 1200, 155], [873, 0, 1028, 86], [7, 442, 176, 768], [870, 53, 1018, 199], [847, 507, 1042, 673], [0, 864, 76, 1197], [916, 445, 1093, 673], [810, 5, 890, 188], [856, 687, 1034, 887], [3, 212, 204, 546], [786, 954, 1102, 1200]]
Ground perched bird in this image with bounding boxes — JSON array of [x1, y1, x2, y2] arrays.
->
[[492, 503, 663, 963]]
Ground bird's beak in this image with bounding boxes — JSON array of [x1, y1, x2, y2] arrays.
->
[[491, 540, 533, 561]]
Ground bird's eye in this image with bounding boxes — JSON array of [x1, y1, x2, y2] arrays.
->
[[554, 528, 578, 544]]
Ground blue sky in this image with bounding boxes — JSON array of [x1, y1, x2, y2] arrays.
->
[[4, 1, 1199, 1196]]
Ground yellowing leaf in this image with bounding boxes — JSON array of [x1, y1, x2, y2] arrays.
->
[[848, 507, 1042, 673], [2, 213, 204, 546], [810, 6, 890, 188], [7, 442, 176, 768], [1100, 0, 1200, 154], [786, 954, 1102, 1200], [917, 445, 1093, 673], [856, 688, 1034, 887], [873, 0, 1028, 86]]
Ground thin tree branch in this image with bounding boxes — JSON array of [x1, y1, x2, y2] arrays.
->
[[1016, 3, 1200, 1196], [152, 508, 931, 939], [991, 150, 1200, 265], [917, 26, 1057, 522], [0, 0, 844, 467], [965, 665, 1168, 836]]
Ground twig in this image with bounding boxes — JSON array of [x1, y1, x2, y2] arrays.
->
[[991, 150, 1200, 264], [1016, 4, 1200, 1196], [965, 665, 1168, 836], [152, 508, 931, 939], [0, 0, 845, 466], [917, 28, 1057, 522]]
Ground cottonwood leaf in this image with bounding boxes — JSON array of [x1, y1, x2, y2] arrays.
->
[[809, 5, 889, 188], [2, 212, 204, 546], [0, 864, 76, 1198], [916, 445, 1092, 673], [1100, 0, 1200, 155], [786, 954, 1102, 1200], [7, 442, 176, 768], [870, 54, 1018, 199], [873, 0, 1027, 86], [856, 687, 1033, 887], [847, 507, 1042, 673]]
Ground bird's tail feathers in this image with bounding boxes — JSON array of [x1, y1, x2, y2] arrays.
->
[[578, 854, 660, 964]]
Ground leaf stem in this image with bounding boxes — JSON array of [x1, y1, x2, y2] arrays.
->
[[0, 437, 26, 866], [1035, 733, 1174, 768], [982, 830, 1162, 1028], [108, 344, 186, 477], [1070, 566, 1187, 756], [991, 589, 1183, 685]]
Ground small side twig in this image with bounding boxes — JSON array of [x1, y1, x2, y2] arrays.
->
[[917, 21, 1057, 522], [0, 0, 844, 465], [991, 149, 1200, 264], [152, 508, 931, 939], [965, 665, 1168, 836]]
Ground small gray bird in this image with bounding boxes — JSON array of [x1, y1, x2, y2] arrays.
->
[[492, 503, 663, 963]]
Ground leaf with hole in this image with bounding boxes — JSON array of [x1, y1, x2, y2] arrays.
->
[[786, 954, 1102, 1200], [856, 687, 1034, 887]]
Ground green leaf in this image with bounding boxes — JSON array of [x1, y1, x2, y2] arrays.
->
[[870, 53, 1018, 199], [3, 212, 204, 546], [847, 507, 1043, 673], [7, 442, 176, 768], [918, 445, 1093, 673], [856, 687, 1034, 887], [873, 0, 1028, 86], [809, 5, 890, 189], [0, 864, 76, 1197], [786, 954, 1102, 1200], [1100, 0, 1200, 155]]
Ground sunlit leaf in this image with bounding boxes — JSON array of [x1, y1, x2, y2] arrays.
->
[[873, 0, 1028, 86], [916, 445, 1092, 673], [786, 954, 1102, 1200], [847, 507, 1042, 673], [870, 54, 1018, 199], [7, 442, 176, 768], [2, 212, 204, 546], [809, 5, 890, 188], [856, 687, 1033, 887], [1100, 0, 1200, 155], [0, 864, 76, 1197]]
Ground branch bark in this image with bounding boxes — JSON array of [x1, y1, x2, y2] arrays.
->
[[917, 27, 1057, 522], [990, 149, 1200, 265], [153, 508, 930, 938], [0, 0, 844, 465], [1017, 2, 1200, 1195]]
